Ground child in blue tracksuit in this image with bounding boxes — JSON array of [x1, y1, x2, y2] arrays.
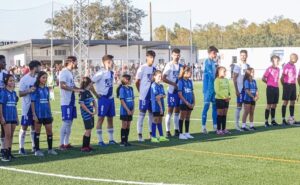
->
[[202, 46, 219, 134], [150, 70, 169, 143], [117, 74, 134, 147]]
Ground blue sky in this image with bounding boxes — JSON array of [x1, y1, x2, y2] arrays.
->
[[0, 0, 299, 41]]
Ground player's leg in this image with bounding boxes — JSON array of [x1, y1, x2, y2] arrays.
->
[[165, 93, 174, 136], [0, 125, 5, 158], [33, 121, 43, 156], [9, 124, 16, 159], [282, 84, 289, 125], [107, 98, 116, 144], [179, 109, 187, 140], [235, 91, 243, 131], [216, 106, 223, 134], [222, 107, 230, 134], [137, 100, 147, 142], [147, 102, 154, 139], [265, 104, 271, 127], [151, 115, 160, 143], [289, 84, 296, 123], [125, 120, 131, 146], [18, 123, 28, 155], [242, 103, 250, 131], [201, 92, 211, 134], [211, 95, 217, 131], [96, 97, 108, 146], [2, 124, 11, 161], [271, 87, 279, 125], [120, 120, 127, 146], [158, 116, 168, 142], [45, 119, 56, 155], [173, 106, 180, 136], [184, 110, 193, 138], [249, 104, 256, 130]]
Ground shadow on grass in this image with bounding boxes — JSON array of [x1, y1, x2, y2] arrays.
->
[[4, 124, 300, 167]]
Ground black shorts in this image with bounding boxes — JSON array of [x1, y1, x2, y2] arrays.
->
[[38, 118, 53, 125], [180, 104, 193, 111], [216, 99, 229, 109], [120, 115, 133, 122], [153, 112, 164, 117], [282, 83, 296, 101], [5, 122, 18, 125], [244, 101, 256, 106], [83, 117, 94, 130], [266, 86, 279, 104]]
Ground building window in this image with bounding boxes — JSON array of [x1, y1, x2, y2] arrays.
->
[[54, 50, 66, 56]]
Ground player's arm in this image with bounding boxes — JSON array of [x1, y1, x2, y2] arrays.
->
[[120, 99, 132, 115], [232, 72, 239, 97], [92, 99, 97, 115], [31, 102, 38, 121], [162, 74, 177, 88], [80, 102, 94, 115], [90, 84, 99, 98], [156, 94, 163, 112], [19, 87, 35, 97], [60, 81, 81, 93], [135, 79, 141, 92], [297, 75, 300, 87], [0, 104, 5, 125]]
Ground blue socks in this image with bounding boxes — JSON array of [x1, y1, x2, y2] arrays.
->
[[152, 123, 164, 138], [157, 123, 163, 136], [212, 102, 217, 126], [152, 123, 156, 138]]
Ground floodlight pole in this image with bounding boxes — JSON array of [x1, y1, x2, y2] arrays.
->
[[72, 0, 90, 77]]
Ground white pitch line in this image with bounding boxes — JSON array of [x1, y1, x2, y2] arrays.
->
[[0, 166, 185, 185]]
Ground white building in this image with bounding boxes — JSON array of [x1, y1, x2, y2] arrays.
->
[[199, 47, 300, 78], [0, 39, 197, 68]]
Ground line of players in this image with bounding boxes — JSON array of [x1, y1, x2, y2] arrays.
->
[[0, 46, 299, 161]]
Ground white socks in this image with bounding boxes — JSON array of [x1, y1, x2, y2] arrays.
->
[[19, 129, 26, 149], [30, 128, 35, 149], [165, 113, 171, 132], [137, 112, 146, 134], [60, 121, 73, 145], [235, 107, 242, 128], [96, 129, 103, 142], [107, 128, 114, 141]]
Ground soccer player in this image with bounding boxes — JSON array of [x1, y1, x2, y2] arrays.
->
[[162, 48, 183, 137], [79, 77, 97, 152], [31, 71, 57, 156], [135, 50, 156, 142], [0, 74, 19, 162], [201, 46, 218, 134], [262, 55, 280, 127], [214, 66, 231, 135], [177, 66, 195, 139], [281, 54, 298, 125], [18, 60, 41, 155], [233, 50, 250, 131], [150, 70, 169, 143], [116, 74, 134, 147], [242, 68, 258, 131], [59, 56, 82, 150], [0, 55, 7, 158], [92, 55, 117, 146]]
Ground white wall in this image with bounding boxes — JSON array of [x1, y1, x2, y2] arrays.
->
[[199, 47, 300, 79]]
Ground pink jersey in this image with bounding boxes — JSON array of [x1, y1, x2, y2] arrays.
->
[[282, 62, 297, 84], [263, 66, 280, 87]]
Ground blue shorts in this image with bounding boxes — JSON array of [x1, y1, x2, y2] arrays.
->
[[139, 99, 152, 112], [21, 109, 34, 126], [167, 93, 180, 108], [61, 105, 77, 121], [203, 92, 216, 103], [236, 90, 245, 104], [98, 97, 115, 117]]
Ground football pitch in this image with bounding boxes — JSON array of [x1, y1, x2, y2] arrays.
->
[[1, 80, 300, 185]]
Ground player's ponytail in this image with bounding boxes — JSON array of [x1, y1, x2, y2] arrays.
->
[[116, 74, 131, 98]]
